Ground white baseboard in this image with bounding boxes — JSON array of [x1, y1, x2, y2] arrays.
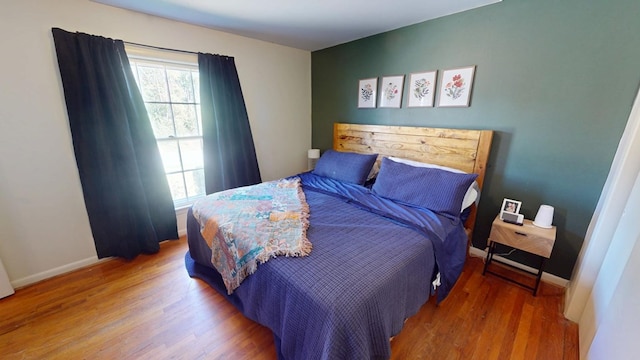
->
[[11, 256, 102, 289], [468, 246, 569, 288], [10, 207, 190, 290]]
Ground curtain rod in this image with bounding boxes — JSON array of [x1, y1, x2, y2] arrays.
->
[[123, 40, 199, 56]]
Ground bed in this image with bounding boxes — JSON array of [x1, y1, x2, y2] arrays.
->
[[185, 123, 493, 359]]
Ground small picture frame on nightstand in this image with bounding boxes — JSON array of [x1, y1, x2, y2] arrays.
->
[[500, 198, 522, 221]]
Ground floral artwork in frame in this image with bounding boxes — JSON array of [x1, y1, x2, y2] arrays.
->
[[437, 66, 476, 107], [357, 78, 378, 108], [407, 71, 437, 107], [378, 75, 404, 108]]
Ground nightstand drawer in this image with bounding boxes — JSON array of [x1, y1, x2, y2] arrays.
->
[[489, 221, 555, 258]]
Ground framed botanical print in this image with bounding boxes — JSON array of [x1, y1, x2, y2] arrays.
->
[[407, 71, 437, 107], [437, 66, 476, 107], [378, 75, 404, 108], [357, 78, 378, 108]]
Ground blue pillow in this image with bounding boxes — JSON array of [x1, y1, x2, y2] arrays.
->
[[312, 150, 378, 185], [372, 157, 478, 217]]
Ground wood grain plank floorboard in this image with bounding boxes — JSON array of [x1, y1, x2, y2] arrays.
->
[[0, 237, 578, 359]]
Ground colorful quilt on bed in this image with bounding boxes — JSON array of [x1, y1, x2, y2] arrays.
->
[[191, 178, 311, 294]]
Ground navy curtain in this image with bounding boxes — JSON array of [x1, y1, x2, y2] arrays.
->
[[52, 28, 178, 259], [199, 53, 261, 194]]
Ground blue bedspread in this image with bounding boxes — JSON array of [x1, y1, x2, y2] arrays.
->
[[186, 173, 468, 359], [296, 172, 468, 303]]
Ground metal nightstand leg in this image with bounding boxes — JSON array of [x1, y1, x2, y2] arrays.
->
[[533, 257, 546, 296], [482, 241, 496, 275]]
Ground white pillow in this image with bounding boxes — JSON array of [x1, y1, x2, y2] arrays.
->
[[387, 156, 479, 212]]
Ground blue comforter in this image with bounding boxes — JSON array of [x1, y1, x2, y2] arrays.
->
[[186, 173, 468, 359]]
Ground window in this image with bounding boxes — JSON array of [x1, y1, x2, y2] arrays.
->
[[128, 54, 205, 208]]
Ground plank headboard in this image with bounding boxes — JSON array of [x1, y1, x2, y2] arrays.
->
[[333, 123, 493, 241]]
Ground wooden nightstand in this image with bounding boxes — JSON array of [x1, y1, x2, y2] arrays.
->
[[482, 215, 556, 295]]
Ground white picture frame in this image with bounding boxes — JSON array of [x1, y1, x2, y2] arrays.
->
[[407, 71, 437, 107], [357, 78, 378, 108], [437, 65, 476, 107], [378, 75, 404, 108], [500, 198, 522, 220]]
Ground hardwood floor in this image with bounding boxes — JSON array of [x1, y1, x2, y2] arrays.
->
[[0, 237, 578, 359]]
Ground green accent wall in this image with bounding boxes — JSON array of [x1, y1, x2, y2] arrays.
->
[[311, 0, 640, 279]]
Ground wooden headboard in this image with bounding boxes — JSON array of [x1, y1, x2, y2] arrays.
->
[[333, 123, 493, 241]]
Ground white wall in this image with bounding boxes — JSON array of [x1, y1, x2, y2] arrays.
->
[[585, 172, 640, 359], [564, 88, 640, 357], [0, 0, 311, 287], [587, 216, 640, 358]]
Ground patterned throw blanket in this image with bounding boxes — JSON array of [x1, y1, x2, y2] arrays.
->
[[191, 178, 311, 294]]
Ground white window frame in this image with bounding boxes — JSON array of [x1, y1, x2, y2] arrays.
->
[[126, 45, 205, 209]]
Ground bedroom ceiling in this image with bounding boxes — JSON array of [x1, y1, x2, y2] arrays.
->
[[92, 0, 501, 51]]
